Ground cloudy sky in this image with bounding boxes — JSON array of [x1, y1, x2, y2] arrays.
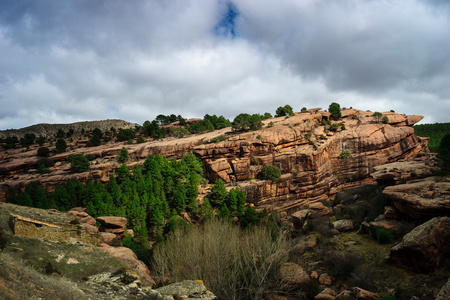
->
[[0, 0, 449, 130]]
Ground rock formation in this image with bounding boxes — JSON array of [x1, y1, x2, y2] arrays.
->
[[382, 177, 450, 219], [388, 217, 450, 273], [0, 108, 428, 213]]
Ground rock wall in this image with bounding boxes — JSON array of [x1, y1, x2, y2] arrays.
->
[[0, 108, 427, 211], [9, 213, 100, 246]]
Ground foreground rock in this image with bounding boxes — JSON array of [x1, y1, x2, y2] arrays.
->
[[280, 262, 311, 290], [100, 244, 155, 286], [154, 280, 217, 300], [389, 217, 450, 273]]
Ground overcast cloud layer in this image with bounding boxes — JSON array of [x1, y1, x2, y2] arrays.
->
[[0, 0, 449, 130]]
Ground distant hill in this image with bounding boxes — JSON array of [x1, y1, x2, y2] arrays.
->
[[414, 122, 450, 152], [0, 119, 139, 139]]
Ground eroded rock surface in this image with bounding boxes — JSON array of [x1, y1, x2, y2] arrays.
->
[[382, 178, 450, 219], [0, 109, 428, 212], [389, 217, 450, 273]]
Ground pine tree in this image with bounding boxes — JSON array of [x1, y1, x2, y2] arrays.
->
[[210, 179, 227, 207]]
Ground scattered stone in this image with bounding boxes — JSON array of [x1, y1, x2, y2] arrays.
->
[[66, 258, 80, 264], [319, 273, 332, 286], [333, 219, 354, 232], [315, 288, 337, 300]]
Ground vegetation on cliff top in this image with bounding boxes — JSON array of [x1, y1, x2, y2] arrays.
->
[[414, 122, 450, 152]]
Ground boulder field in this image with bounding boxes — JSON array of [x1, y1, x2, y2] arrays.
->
[[0, 108, 427, 211]]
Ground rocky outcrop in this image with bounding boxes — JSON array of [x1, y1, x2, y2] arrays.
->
[[97, 216, 127, 242], [100, 244, 155, 286], [0, 109, 428, 212], [389, 217, 450, 273], [382, 178, 450, 219], [371, 160, 434, 186]]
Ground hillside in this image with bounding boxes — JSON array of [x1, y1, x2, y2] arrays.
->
[[414, 122, 450, 152], [0, 119, 138, 139]]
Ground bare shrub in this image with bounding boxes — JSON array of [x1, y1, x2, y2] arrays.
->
[[151, 218, 288, 300]]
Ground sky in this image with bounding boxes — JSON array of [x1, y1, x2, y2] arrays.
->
[[0, 0, 449, 130]]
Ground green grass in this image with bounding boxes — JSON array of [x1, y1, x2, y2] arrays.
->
[[414, 122, 450, 152]]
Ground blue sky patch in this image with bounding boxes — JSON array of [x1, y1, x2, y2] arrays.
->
[[215, 1, 239, 38]]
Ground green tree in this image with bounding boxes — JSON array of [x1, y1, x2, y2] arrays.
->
[[55, 138, 67, 153], [372, 112, 383, 123], [261, 165, 281, 181], [119, 147, 129, 163], [232, 113, 263, 132], [37, 147, 50, 157], [329, 102, 341, 120], [56, 129, 65, 138], [199, 198, 214, 219], [241, 205, 260, 228], [275, 105, 294, 117], [209, 179, 227, 207], [70, 154, 90, 173], [20, 133, 36, 147], [36, 136, 46, 146]]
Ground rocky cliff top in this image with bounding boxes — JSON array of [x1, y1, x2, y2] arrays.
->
[[0, 108, 429, 212]]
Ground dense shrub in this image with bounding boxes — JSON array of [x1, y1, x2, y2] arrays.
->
[[372, 226, 396, 244], [55, 139, 67, 153], [84, 154, 97, 161], [70, 154, 90, 173], [116, 128, 136, 141], [232, 113, 263, 132], [261, 165, 281, 181], [329, 102, 341, 120], [118, 147, 129, 163], [37, 147, 50, 157], [37, 158, 55, 168], [338, 149, 351, 159]]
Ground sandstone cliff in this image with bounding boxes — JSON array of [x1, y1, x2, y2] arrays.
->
[[0, 108, 427, 211]]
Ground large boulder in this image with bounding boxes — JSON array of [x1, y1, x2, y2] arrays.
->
[[389, 217, 450, 273], [97, 216, 127, 241], [280, 262, 311, 290], [100, 244, 155, 286]]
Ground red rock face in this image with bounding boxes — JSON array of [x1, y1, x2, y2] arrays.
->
[[0, 109, 427, 212]]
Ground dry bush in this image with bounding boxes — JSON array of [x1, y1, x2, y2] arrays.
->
[[152, 218, 288, 300]]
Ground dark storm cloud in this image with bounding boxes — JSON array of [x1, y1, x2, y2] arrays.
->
[[0, 0, 449, 130]]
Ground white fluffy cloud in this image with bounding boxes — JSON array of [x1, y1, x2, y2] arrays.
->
[[0, 0, 449, 129]]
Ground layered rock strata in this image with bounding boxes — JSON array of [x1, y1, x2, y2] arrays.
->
[[0, 109, 427, 211]]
